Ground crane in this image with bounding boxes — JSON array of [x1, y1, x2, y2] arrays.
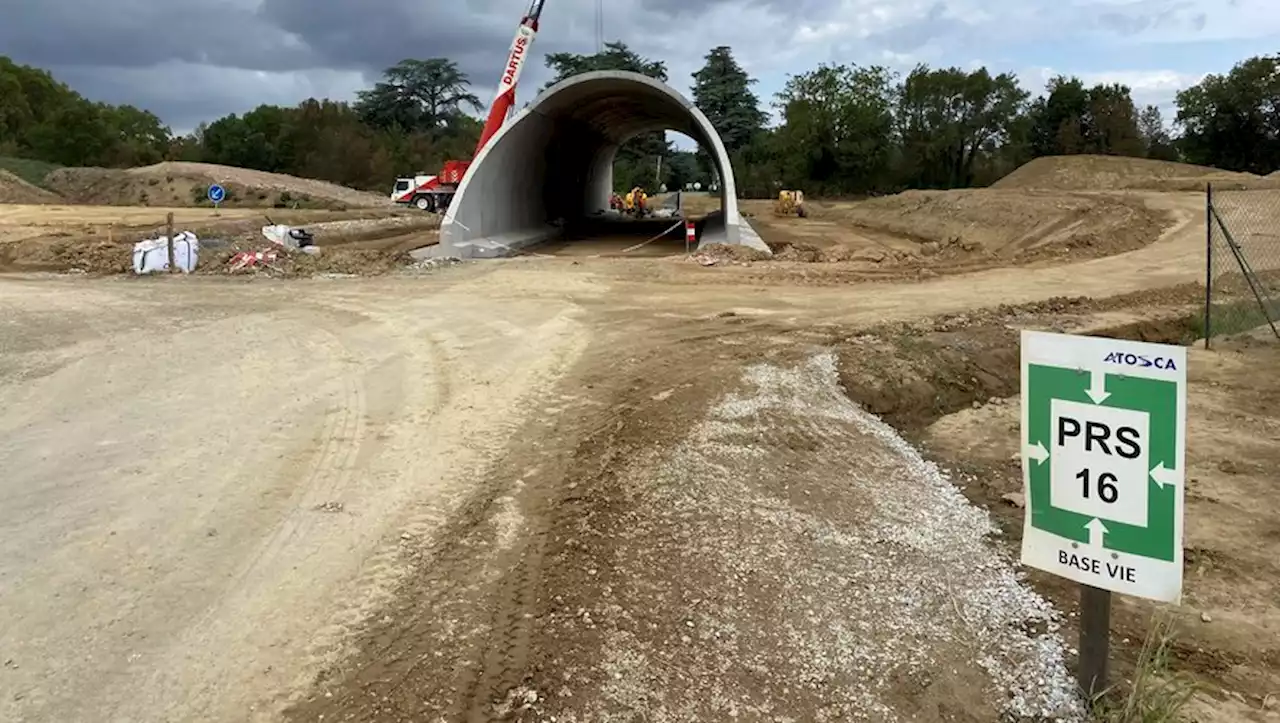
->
[[476, 0, 547, 154], [390, 0, 549, 213]]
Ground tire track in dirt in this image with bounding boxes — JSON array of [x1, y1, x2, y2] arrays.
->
[[210, 311, 377, 606], [279, 309, 762, 722], [260, 278, 596, 717], [451, 318, 747, 722], [275, 299, 595, 721]]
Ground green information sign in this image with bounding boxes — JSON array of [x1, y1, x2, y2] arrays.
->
[[1020, 330, 1186, 602]]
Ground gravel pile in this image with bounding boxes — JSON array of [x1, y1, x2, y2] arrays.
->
[[548, 352, 1084, 722], [405, 256, 463, 272]]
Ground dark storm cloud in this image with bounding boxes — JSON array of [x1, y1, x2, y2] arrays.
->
[[258, 0, 514, 76], [0, 0, 316, 71], [0, 0, 926, 129], [6, 0, 1219, 134], [48, 62, 368, 132], [867, 2, 953, 53], [0, 0, 602, 128]]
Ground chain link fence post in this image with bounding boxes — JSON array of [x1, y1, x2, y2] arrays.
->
[[1204, 183, 1213, 349]]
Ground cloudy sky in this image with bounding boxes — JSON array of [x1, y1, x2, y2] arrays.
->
[[3, 0, 1278, 137]]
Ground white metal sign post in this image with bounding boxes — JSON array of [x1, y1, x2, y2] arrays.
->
[[1019, 330, 1187, 698]]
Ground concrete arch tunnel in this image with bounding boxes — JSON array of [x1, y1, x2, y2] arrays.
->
[[438, 70, 770, 258]]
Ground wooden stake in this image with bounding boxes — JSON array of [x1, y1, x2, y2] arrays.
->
[[166, 212, 175, 273]]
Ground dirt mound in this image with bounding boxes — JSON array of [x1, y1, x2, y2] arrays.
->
[[816, 189, 1169, 261], [768, 238, 907, 264], [199, 247, 411, 277], [993, 154, 1273, 192], [697, 242, 770, 263], [0, 170, 61, 204], [44, 162, 389, 210], [0, 237, 133, 274]]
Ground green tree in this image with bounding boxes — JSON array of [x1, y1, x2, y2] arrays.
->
[[974, 110, 1034, 186], [23, 101, 115, 166], [895, 65, 1028, 188], [1029, 76, 1143, 157], [1029, 76, 1090, 156], [356, 58, 482, 135], [1137, 105, 1178, 161], [543, 41, 667, 86], [0, 56, 174, 167], [1085, 83, 1144, 156], [773, 63, 897, 194], [1176, 55, 1280, 174], [690, 46, 768, 192], [663, 149, 705, 191], [691, 46, 766, 154], [100, 104, 170, 166], [731, 130, 784, 197], [0, 63, 34, 153]]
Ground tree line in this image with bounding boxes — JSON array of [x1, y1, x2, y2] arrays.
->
[[1, 48, 1278, 196]]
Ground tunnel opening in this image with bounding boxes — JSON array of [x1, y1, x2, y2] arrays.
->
[[534, 129, 725, 258], [438, 71, 767, 259]]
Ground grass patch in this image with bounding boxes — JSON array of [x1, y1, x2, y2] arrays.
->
[[0, 156, 62, 188], [1196, 297, 1280, 339], [1094, 613, 1199, 723]]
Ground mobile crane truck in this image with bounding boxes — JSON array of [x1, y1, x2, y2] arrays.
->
[[391, 0, 547, 212]]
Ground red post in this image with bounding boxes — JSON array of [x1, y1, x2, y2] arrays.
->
[[685, 220, 696, 255]]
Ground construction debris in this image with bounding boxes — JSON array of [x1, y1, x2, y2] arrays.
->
[[132, 232, 199, 274], [261, 223, 316, 250], [226, 249, 280, 273]]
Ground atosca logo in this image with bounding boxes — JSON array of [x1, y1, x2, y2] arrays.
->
[[1103, 351, 1178, 370]]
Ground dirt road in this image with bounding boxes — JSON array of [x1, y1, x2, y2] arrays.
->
[[0, 269, 596, 721], [1, 184, 1275, 722], [0, 204, 288, 243]]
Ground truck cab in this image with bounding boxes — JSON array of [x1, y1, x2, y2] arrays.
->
[[392, 175, 444, 211], [391, 160, 470, 213]]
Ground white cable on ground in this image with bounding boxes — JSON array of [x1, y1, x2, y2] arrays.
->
[[621, 220, 686, 253]]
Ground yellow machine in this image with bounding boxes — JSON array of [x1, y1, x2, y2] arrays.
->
[[774, 190, 806, 217]]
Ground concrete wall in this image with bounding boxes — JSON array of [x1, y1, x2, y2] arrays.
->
[[439, 70, 768, 258]]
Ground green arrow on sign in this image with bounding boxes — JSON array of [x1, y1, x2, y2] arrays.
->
[[1026, 441, 1048, 464], [1150, 462, 1178, 488], [1085, 518, 1108, 547], [1085, 370, 1110, 404]]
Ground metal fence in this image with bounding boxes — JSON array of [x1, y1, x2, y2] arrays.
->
[[1204, 184, 1280, 347]]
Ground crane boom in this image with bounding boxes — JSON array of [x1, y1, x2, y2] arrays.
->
[[475, 0, 547, 156], [389, 1, 548, 213]]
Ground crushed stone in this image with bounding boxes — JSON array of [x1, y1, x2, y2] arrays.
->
[[406, 256, 464, 272], [550, 351, 1084, 721]]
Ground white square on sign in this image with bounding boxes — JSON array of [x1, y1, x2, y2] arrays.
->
[[1049, 398, 1150, 527]]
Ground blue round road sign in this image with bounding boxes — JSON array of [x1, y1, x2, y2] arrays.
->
[[207, 184, 226, 203]]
